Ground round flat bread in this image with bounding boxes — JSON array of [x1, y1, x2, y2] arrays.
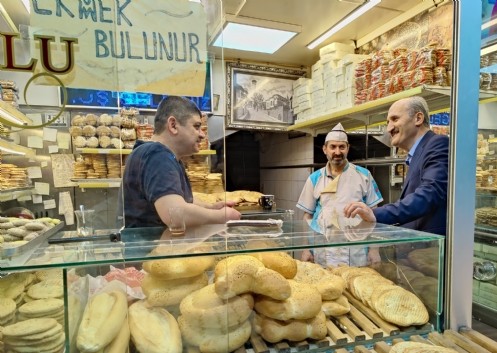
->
[[27, 279, 64, 300], [0, 298, 16, 319], [19, 298, 64, 316], [373, 287, 429, 326], [2, 318, 58, 337]]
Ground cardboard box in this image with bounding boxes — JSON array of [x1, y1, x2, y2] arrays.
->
[[319, 42, 355, 57]]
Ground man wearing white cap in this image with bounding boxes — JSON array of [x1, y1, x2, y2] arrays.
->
[[296, 122, 383, 267]]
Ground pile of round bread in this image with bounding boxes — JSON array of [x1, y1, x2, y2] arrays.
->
[[0, 269, 69, 353], [69, 112, 137, 149], [331, 265, 429, 327], [193, 190, 264, 208], [0, 216, 61, 250]]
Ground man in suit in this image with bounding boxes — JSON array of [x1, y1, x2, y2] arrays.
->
[[344, 96, 449, 236]]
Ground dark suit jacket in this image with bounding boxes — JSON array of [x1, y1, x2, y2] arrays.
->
[[373, 131, 449, 236]]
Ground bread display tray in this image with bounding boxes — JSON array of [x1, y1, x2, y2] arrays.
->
[[0, 221, 65, 260]]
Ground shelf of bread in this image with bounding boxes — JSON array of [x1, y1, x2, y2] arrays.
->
[[195, 149, 216, 155], [288, 85, 497, 136]]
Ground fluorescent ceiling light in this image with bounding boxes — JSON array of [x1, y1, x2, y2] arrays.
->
[[307, 0, 381, 50], [0, 3, 18, 33], [21, 0, 30, 13], [213, 15, 300, 54]]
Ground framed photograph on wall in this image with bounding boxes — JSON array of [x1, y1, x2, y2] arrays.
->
[[226, 61, 306, 131]]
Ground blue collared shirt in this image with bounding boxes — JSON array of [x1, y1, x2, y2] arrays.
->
[[406, 132, 427, 165]]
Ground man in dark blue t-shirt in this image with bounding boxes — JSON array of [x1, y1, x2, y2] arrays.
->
[[121, 96, 241, 228]]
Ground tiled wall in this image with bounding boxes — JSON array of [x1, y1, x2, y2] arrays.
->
[[259, 133, 314, 220], [473, 241, 497, 311]]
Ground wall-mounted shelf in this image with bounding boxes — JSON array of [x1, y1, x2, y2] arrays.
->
[[288, 85, 497, 136], [0, 137, 35, 156], [0, 187, 35, 202], [0, 100, 33, 126], [72, 179, 121, 189], [75, 148, 132, 155], [195, 149, 216, 155]]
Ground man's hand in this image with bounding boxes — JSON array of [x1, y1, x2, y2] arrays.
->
[[367, 247, 382, 264], [301, 249, 314, 262], [343, 202, 376, 222], [222, 206, 241, 221], [211, 200, 237, 209]]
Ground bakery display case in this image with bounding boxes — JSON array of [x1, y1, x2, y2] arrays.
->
[[0, 220, 448, 352]]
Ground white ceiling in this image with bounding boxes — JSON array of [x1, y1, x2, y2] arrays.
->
[[0, 0, 440, 67]]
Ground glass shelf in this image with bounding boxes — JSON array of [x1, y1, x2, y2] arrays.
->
[[1, 221, 444, 271]]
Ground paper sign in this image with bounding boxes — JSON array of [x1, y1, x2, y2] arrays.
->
[[32, 194, 43, 204], [41, 161, 48, 168], [57, 134, 71, 150], [43, 199, 57, 210], [10, 132, 20, 144], [43, 128, 58, 142], [48, 145, 59, 154], [58, 191, 74, 226], [27, 166, 43, 179], [27, 136, 44, 149], [34, 182, 50, 195], [17, 195, 32, 202], [51, 154, 76, 188]]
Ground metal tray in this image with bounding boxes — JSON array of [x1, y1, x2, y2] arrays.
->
[[0, 221, 65, 259]]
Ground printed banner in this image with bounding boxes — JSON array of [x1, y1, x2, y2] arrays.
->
[[29, 0, 207, 96]]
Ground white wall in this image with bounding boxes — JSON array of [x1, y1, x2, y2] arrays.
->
[[478, 101, 497, 130], [259, 133, 314, 219]]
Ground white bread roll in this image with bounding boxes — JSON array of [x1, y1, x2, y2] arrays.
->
[[142, 273, 208, 307], [254, 280, 322, 320], [129, 300, 182, 353], [143, 245, 215, 280], [214, 255, 291, 300], [179, 284, 253, 329], [178, 315, 251, 353], [293, 260, 346, 300], [77, 290, 127, 353], [253, 311, 327, 343]]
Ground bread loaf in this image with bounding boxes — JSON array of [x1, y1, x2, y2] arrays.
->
[[129, 300, 182, 353], [322, 295, 350, 316], [179, 284, 253, 329], [254, 280, 321, 320], [143, 245, 214, 280], [246, 240, 297, 279], [372, 286, 429, 326], [77, 290, 127, 353], [142, 272, 208, 307], [103, 319, 130, 353], [253, 311, 327, 343], [178, 315, 251, 353], [293, 260, 345, 300], [214, 255, 291, 300]]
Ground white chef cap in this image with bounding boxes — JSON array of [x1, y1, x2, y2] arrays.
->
[[325, 123, 348, 143]]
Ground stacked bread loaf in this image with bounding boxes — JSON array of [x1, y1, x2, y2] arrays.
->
[[178, 284, 253, 352], [293, 260, 350, 317], [141, 245, 214, 309], [332, 265, 429, 326]]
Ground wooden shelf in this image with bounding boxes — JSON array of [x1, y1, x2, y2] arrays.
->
[[288, 85, 497, 136]]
